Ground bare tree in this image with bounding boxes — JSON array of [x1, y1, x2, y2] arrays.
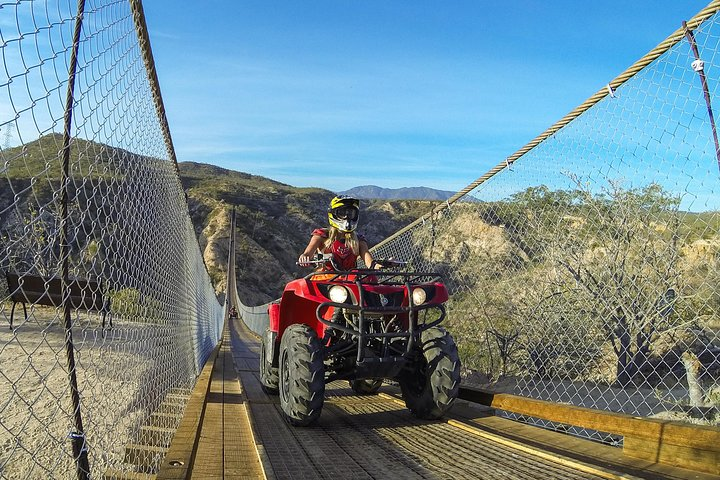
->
[[551, 182, 684, 387]]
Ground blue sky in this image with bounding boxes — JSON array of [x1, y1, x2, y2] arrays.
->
[[142, 1, 711, 192]]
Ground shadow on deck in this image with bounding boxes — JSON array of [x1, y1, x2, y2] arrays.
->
[[148, 318, 719, 480]]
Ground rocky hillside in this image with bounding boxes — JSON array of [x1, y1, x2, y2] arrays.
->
[[178, 162, 438, 305], [0, 135, 440, 307]]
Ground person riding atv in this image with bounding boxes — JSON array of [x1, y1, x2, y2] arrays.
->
[[298, 195, 379, 272], [260, 195, 461, 426]]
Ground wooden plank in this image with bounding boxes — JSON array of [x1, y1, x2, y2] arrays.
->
[[164, 394, 189, 406], [189, 340, 225, 479], [138, 426, 175, 448], [449, 403, 720, 480], [101, 468, 157, 480], [459, 385, 720, 475], [156, 402, 185, 416], [222, 343, 265, 479], [624, 437, 720, 476], [124, 444, 167, 473], [5, 272, 106, 310], [149, 412, 183, 429], [156, 341, 221, 480]]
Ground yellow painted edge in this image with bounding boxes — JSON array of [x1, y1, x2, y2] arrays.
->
[[228, 326, 270, 480], [377, 393, 637, 480], [446, 419, 635, 480], [242, 400, 269, 480]]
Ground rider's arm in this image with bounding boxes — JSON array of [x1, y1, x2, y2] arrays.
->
[[359, 240, 381, 269], [298, 235, 325, 267]]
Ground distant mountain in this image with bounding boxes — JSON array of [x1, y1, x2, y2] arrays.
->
[[341, 185, 458, 201]]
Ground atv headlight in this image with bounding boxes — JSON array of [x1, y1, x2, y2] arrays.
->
[[411, 287, 427, 305], [328, 285, 349, 303]]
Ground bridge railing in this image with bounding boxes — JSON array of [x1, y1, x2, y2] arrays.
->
[[372, 1, 720, 442], [227, 208, 272, 335], [0, 1, 223, 478], [232, 2, 720, 444]]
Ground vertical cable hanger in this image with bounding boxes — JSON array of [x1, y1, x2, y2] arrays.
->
[[683, 20, 720, 172], [60, 1, 91, 478]]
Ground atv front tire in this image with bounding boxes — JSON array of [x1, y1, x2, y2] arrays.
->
[[279, 324, 325, 426], [260, 335, 279, 394], [349, 378, 383, 395], [399, 327, 460, 419]]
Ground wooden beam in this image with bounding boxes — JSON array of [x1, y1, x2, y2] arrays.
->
[[156, 341, 221, 479], [459, 385, 720, 475]]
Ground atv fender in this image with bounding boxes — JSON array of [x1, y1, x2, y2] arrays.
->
[[268, 302, 280, 332], [277, 279, 333, 340], [266, 303, 281, 366]]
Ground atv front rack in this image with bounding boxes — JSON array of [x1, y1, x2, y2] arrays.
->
[[306, 268, 442, 286], [312, 269, 447, 364]]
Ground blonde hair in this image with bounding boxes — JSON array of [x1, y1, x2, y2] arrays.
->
[[325, 226, 359, 255]]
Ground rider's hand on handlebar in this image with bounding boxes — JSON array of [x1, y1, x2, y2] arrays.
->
[[371, 258, 406, 269], [298, 255, 313, 267], [298, 252, 334, 268]]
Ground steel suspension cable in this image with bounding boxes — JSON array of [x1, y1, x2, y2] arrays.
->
[[374, 0, 720, 251]]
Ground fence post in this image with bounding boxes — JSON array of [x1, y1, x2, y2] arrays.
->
[[60, 1, 90, 478]]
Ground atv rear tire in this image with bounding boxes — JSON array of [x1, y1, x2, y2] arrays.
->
[[260, 335, 279, 394], [349, 378, 383, 395], [279, 324, 325, 426], [399, 327, 460, 419]]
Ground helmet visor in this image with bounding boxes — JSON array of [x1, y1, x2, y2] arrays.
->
[[333, 206, 359, 221]]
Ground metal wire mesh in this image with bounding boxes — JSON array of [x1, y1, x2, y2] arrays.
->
[[372, 5, 720, 439], [0, 1, 223, 478]]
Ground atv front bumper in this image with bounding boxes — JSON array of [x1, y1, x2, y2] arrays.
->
[[314, 273, 446, 365]]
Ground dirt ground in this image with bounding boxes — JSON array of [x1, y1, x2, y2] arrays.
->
[[0, 305, 187, 479]]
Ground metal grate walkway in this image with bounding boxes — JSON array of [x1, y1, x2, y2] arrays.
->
[[154, 318, 717, 480]]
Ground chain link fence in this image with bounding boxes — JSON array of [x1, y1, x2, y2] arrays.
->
[[0, 1, 222, 478], [230, 4, 720, 443], [10, 0, 712, 473], [373, 3, 720, 442], [227, 208, 270, 335]]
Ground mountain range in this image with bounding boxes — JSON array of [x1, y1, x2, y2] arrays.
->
[[340, 185, 458, 201]]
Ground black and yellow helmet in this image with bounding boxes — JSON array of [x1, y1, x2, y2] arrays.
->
[[328, 196, 360, 232]]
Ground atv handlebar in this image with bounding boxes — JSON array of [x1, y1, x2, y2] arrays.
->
[[297, 253, 407, 270], [297, 253, 339, 269], [372, 258, 406, 269]]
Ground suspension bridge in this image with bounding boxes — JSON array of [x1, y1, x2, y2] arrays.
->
[[1, 0, 720, 478]]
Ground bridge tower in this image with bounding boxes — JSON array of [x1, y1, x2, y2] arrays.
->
[[2, 123, 12, 149]]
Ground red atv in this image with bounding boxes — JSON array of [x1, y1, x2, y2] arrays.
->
[[259, 254, 461, 426]]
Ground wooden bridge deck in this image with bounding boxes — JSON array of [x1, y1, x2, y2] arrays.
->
[[156, 318, 716, 480]]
